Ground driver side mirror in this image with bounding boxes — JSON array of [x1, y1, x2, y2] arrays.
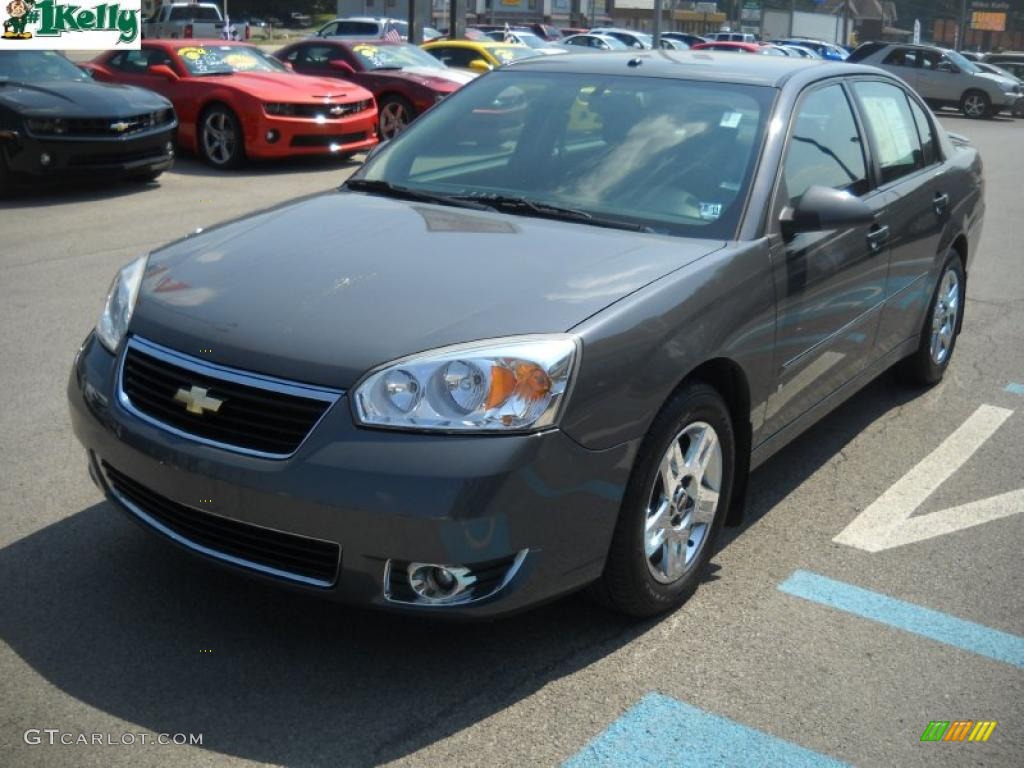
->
[[938, 59, 958, 73], [469, 59, 493, 73], [148, 64, 179, 81], [329, 60, 356, 75], [779, 186, 874, 239], [77, 65, 95, 78]]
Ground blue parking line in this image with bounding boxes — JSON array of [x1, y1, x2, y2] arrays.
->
[[563, 693, 849, 768], [1006, 382, 1024, 396], [779, 570, 1024, 669]]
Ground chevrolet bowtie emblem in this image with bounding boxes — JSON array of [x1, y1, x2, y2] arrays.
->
[[110, 121, 132, 133], [329, 105, 345, 116], [174, 385, 224, 415]]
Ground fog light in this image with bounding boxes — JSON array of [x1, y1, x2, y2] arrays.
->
[[165, 141, 174, 156], [40, 152, 51, 166], [408, 563, 474, 602], [265, 130, 280, 143]]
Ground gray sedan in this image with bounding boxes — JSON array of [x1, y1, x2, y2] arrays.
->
[[69, 53, 983, 618]]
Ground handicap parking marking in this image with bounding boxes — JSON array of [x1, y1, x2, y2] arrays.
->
[[563, 692, 849, 768], [1006, 383, 1024, 397], [779, 570, 1024, 669]]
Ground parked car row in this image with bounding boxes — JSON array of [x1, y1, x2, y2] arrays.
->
[[849, 42, 1022, 119]]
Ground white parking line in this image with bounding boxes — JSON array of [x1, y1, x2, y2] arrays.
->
[[834, 404, 1023, 552]]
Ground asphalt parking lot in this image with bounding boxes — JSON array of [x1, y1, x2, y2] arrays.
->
[[1, 114, 1022, 768]]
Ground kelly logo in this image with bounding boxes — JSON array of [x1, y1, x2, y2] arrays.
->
[[1, 0, 139, 48]]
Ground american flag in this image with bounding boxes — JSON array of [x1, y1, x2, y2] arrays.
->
[[382, 22, 402, 43]]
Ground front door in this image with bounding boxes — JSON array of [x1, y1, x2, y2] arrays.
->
[[763, 82, 892, 435]]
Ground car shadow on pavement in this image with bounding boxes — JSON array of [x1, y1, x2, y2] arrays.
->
[[0, 374, 918, 766], [0, 178, 166, 209]]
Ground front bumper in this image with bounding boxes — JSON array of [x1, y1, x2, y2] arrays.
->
[[68, 333, 635, 618], [244, 109, 379, 159], [1, 124, 176, 179]]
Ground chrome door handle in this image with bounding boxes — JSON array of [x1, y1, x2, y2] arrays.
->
[[867, 224, 890, 251], [934, 192, 950, 215]]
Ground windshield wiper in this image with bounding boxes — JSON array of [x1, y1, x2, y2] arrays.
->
[[344, 178, 492, 210], [452, 193, 652, 232]]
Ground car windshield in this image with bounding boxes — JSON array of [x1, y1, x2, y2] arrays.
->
[[945, 50, 980, 73], [350, 42, 446, 70], [599, 36, 630, 50], [174, 45, 288, 75], [357, 70, 771, 238], [0, 51, 88, 82]]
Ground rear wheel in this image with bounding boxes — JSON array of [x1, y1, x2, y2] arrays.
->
[[378, 95, 415, 140], [960, 90, 991, 119], [198, 105, 245, 169], [591, 381, 735, 617], [897, 250, 965, 386]]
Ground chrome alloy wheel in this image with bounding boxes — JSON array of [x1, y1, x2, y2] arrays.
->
[[379, 101, 410, 139], [644, 421, 723, 584], [930, 267, 960, 365], [202, 111, 237, 166], [963, 93, 987, 118]]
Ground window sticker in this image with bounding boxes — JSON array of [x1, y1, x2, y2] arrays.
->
[[699, 202, 723, 221], [720, 111, 743, 129]]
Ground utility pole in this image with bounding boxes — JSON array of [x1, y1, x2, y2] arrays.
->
[[653, 0, 662, 44], [958, 0, 969, 51]]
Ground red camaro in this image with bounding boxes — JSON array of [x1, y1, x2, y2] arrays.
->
[[274, 39, 475, 139], [87, 41, 379, 169]]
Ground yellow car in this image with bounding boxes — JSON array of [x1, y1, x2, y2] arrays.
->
[[421, 40, 541, 73]]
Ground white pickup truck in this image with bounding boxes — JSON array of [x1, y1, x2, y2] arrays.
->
[[143, 3, 226, 39]]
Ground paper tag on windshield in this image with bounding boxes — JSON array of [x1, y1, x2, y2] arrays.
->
[[720, 112, 743, 129], [699, 202, 723, 221]]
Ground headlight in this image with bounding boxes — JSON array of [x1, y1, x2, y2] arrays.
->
[[264, 103, 297, 116], [999, 80, 1016, 93], [26, 117, 68, 135], [353, 336, 577, 432], [96, 256, 147, 353]]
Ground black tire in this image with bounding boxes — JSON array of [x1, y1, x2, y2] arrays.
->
[[198, 105, 245, 169], [590, 381, 736, 618], [377, 94, 416, 140], [960, 90, 991, 119], [896, 250, 965, 386], [0, 149, 9, 197]]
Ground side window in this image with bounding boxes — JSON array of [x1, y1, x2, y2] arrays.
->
[[918, 49, 941, 70], [319, 22, 338, 36], [430, 47, 478, 68], [852, 80, 924, 184], [783, 84, 869, 204], [109, 50, 151, 74], [883, 48, 916, 67], [279, 47, 300, 64], [906, 96, 938, 166], [300, 45, 335, 69]]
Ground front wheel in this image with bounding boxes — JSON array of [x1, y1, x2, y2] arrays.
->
[[960, 90, 991, 119], [198, 106, 244, 169], [591, 381, 735, 617], [377, 95, 415, 140], [897, 251, 965, 386]]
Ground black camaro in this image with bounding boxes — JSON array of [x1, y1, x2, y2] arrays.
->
[[69, 53, 983, 618], [0, 51, 177, 188]]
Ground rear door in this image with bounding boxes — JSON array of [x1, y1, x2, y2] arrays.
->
[[850, 79, 951, 354], [763, 81, 892, 435]]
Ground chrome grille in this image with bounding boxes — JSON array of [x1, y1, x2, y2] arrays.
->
[[118, 337, 340, 458]]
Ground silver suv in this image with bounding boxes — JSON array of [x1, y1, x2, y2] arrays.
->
[[849, 42, 1021, 118]]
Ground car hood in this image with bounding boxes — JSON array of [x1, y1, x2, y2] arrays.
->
[[217, 72, 373, 101], [131, 192, 724, 388], [397, 66, 476, 86], [0, 79, 170, 117]]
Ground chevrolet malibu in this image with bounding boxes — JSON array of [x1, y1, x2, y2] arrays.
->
[[69, 53, 983, 618]]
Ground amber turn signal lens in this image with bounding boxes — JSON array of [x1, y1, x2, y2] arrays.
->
[[486, 363, 551, 409]]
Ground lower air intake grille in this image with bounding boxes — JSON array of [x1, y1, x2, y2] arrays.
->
[[103, 462, 340, 587]]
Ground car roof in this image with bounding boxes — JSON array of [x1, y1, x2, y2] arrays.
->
[[507, 50, 880, 88]]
